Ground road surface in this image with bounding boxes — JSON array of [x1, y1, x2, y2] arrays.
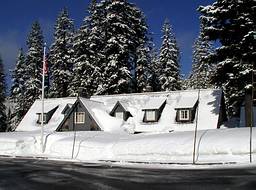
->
[[0, 158, 256, 189]]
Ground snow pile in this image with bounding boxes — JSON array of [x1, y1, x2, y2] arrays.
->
[[0, 127, 255, 165]]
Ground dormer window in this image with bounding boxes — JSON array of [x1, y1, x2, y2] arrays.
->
[[175, 96, 198, 123], [36, 106, 58, 125], [179, 110, 190, 121], [142, 99, 166, 123], [115, 112, 124, 119], [144, 110, 156, 122], [110, 101, 132, 121], [38, 113, 47, 124]]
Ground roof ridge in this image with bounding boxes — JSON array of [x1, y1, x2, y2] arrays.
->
[[91, 89, 220, 98]]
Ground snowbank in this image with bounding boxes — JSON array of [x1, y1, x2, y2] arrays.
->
[[0, 128, 255, 165]]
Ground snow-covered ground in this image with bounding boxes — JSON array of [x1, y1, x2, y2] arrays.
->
[[0, 127, 256, 168]]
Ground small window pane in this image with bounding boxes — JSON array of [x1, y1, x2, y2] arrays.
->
[[115, 112, 124, 119], [75, 112, 85, 124], [146, 110, 156, 121], [179, 110, 190, 121], [38, 114, 47, 123]]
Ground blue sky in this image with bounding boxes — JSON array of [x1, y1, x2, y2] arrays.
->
[[0, 0, 214, 88]]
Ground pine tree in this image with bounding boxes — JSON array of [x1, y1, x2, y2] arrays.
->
[[135, 42, 150, 93], [0, 56, 7, 132], [23, 21, 44, 112], [187, 24, 215, 89], [10, 49, 27, 128], [158, 19, 181, 91], [49, 8, 74, 98], [96, 0, 148, 95], [147, 40, 161, 92], [198, 0, 256, 116]]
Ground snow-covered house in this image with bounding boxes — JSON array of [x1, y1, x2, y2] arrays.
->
[[91, 89, 226, 133], [16, 97, 77, 132], [16, 97, 124, 133], [16, 89, 226, 133]]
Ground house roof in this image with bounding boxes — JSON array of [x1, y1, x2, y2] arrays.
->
[[16, 97, 77, 132], [91, 89, 223, 133], [175, 96, 198, 109], [142, 98, 166, 110], [36, 105, 59, 114]]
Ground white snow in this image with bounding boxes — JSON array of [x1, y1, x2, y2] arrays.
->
[[175, 95, 198, 109], [0, 127, 256, 167], [141, 98, 166, 110], [16, 97, 77, 132], [92, 89, 222, 133]]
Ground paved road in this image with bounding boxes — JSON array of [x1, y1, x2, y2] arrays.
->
[[0, 158, 256, 190]]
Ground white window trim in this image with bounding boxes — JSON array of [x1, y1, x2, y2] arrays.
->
[[145, 110, 156, 122], [115, 112, 124, 119], [39, 114, 47, 123], [179, 110, 190, 121], [75, 112, 85, 124]]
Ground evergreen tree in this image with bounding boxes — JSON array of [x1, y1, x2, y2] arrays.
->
[[69, 20, 100, 97], [198, 0, 256, 116], [96, 0, 148, 95], [187, 24, 215, 89], [49, 8, 74, 98], [0, 56, 7, 132], [135, 41, 150, 93], [158, 19, 181, 91], [24, 21, 44, 112], [10, 49, 27, 128]]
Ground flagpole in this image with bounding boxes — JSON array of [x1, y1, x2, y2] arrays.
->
[[41, 43, 46, 153]]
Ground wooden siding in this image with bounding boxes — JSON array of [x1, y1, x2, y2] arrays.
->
[[57, 100, 101, 132]]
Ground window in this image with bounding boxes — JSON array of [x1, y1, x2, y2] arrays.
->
[[145, 110, 156, 122], [38, 114, 47, 123], [179, 110, 190, 121], [75, 112, 85, 124], [115, 112, 124, 119]]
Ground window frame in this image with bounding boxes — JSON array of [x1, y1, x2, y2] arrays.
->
[[74, 112, 85, 124], [145, 110, 156, 122], [38, 113, 47, 123], [115, 111, 124, 120], [179, 110, 190, 121]]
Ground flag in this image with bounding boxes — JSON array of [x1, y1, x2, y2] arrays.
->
[[43, 57, 48, 74]]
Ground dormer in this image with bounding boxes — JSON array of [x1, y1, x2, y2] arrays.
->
[[110, 101, 132, 121], [36, 106, 58, 124], [142, 99, 166, 123], [61, 103, 73, 115], [175, 96, 198, 123]]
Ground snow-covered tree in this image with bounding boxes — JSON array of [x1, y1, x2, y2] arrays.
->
[[158, 19, 181, 91], [49, 8, 74, 98], [96, 0, 148, 95], [198, 0, 256, 116], [10, 49, 27, 128], [187, 24, 215, 89], [23, 21, 44, 112], [0, 56, 7, 132], [135, 42, 150, 93]]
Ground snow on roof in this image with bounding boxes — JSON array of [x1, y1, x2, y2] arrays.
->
[[91, 89, 223, 133], [175, 95, 198, 109], [16, 97, 77, 132], [36, 105, 59, 114], [142, 98, 166, 110], [79, 98, 125, 133]]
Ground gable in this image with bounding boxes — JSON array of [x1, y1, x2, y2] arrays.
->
[[56, 99, 102, 132]]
